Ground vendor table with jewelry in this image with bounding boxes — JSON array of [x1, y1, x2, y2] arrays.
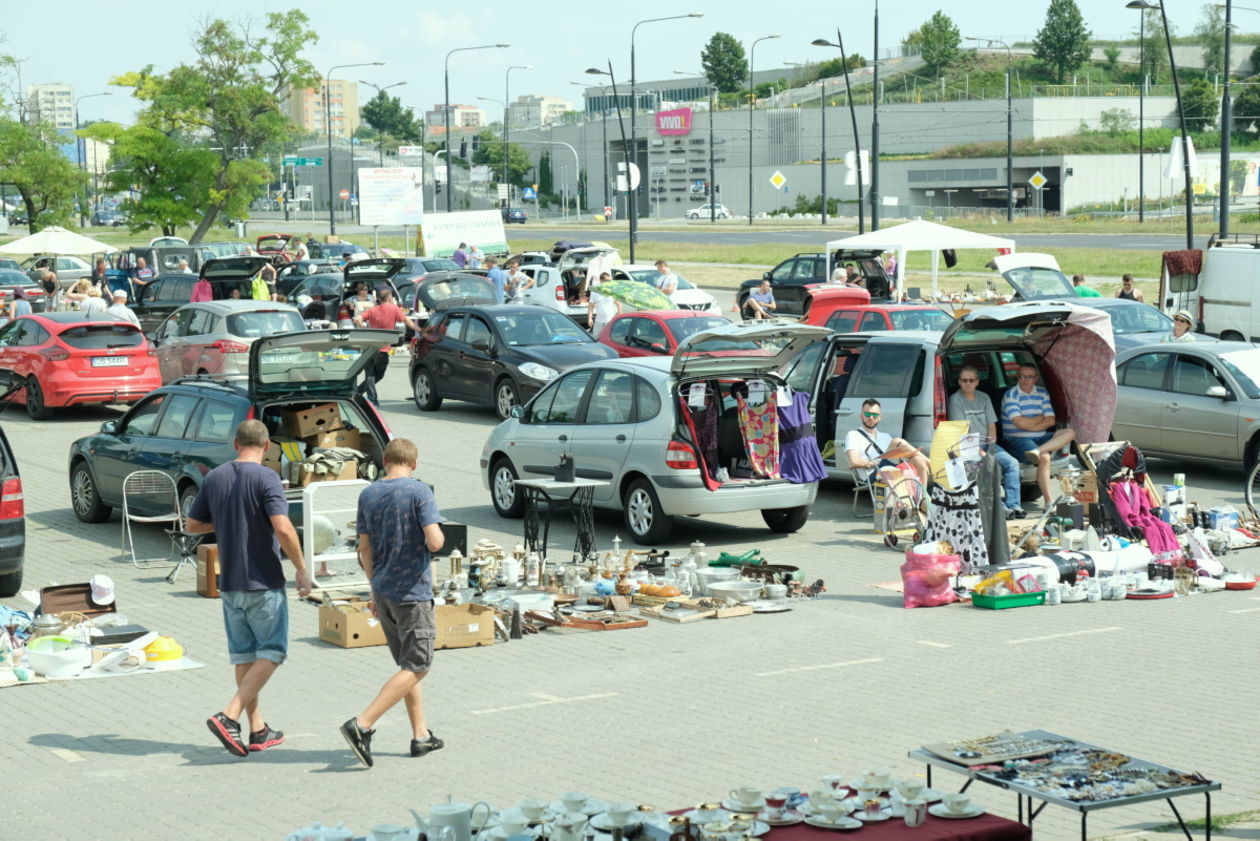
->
[[514, 478, 608, 563], [908, 729, 1219, 841], [663, 803, 1029, 841]]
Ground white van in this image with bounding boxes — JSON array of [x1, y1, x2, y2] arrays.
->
[[1167, 233, 1260, 341]]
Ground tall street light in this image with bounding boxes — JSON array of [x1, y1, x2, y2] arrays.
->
[[1217, 2, 1237, 234], [630, 14, 704, 248], [748, 33, 781, 226], [587, 64, 635, 260], [871, 0, 881, 229], [966, 37, 1014, 223], [675, 71, 719, 223], [445, 44, 510, 213], [503, 65, 533, 208], [359, 80, 407, 166], [74, 91, 111, 228], [327, 61, 383, 235], [1141, 0, 1195, 249], [813, 34, 865, 234], [572, 81, 610, 211], [1128, 1, 1162, 224]]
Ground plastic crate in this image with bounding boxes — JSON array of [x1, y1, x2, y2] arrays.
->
[[971, 590, 1046, 610]]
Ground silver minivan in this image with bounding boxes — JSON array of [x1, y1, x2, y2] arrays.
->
[[480, 322, 826, 544]]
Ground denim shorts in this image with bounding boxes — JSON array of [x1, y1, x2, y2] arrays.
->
[[221, 589, 289, 665], [1004, 432, 1052, 456]]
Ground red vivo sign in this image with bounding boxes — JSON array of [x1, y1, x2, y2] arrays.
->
[[655, 107, 693, 136]]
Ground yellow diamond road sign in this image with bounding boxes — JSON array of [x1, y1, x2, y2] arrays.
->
[[1028, 171, 1048, 190], [770, 170, 787, 190]]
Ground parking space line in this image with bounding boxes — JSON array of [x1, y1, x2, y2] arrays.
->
[[470, 692, 619, 715], [756, 658, 883, 677], [1228, 607, 1260, 614], [917, 640, 951, 648], [1006, 627, 1122, 645], [50, 748, 85, 763]]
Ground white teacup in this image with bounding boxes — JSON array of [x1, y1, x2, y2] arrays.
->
[[870, 769, 892, 789], [820, 775, 846, 793], [809, 789, 834, 807], [519, 799, 547, 822], [371, 825, 408, 841], [499, 810, 529, 837], [943, 793, 971, 815], [606, 803, 635, 826], [694, 808, 720, 825], [854, 786, 879, 804], [816, 800, 845, 824], [730, 786, 761, 807], [897, 780, 924, 801], [561, 792, 589, 813]]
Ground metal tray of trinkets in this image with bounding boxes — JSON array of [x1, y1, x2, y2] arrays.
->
[[922, 730, 1072, 765]]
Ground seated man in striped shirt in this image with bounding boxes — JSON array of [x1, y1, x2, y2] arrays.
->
[[1001, 363, 1075, 510]]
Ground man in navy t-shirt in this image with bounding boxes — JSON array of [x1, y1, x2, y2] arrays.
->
[[340, 438, 445, 768], [187, 419, 311, 757]]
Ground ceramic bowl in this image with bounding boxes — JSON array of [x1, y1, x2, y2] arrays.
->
[[707, 580, 763, 603], [694, 567, 738, 596]]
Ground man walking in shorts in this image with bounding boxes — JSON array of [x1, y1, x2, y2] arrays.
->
[[341, 438, 445, 768], [186, 420, 311, 757]]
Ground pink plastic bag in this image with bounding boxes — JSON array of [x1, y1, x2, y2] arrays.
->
[[900, 551, 962, 608]]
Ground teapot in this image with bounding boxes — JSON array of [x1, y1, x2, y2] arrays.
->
[[550, 812, 589, 841], [422, 801, 491, 841]]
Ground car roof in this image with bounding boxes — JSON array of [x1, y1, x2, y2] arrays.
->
[[182, 300, 302, 315], [446, 304, 557, 317], [1117, 340, 1255, 360], [615, 309, 715, 320], [30, 311, 137, 326]]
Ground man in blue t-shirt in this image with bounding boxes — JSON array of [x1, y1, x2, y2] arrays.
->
[[744, 279, 777, 320], [1000, 363, 1076, 510], [340, 438, 445, 768], [186, 419, 310, 757], [485, 257, 508, 302]]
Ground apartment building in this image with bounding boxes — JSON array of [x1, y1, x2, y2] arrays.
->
[[285, 79, 360, 138]]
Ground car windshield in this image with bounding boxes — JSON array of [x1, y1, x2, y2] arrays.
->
[[255, 342, 368, 383], [494, 312, 592, 345], [888, 309, 953, 331], [1004, 267, 1074, 299], [226, 310, 306, 338], [626, 268, 694, 290], [1101, 303, 1172, 334], [58, 323, 144, 349], [407, 258, 458, 273], [257, 237, 289, 251], [1219, 349, 1260, 399], [0, 270, 37, 287], [294, 276, 342, 300]]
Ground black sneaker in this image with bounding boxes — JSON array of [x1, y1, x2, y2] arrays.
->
[[207, 712, 248, 757], [340, 717, 374, 768], [410, 732, 445, 757], [1006, 507, 1026, 521], [248, 723, 285, 752]]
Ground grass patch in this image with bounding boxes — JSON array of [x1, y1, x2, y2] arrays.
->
[[1148, 808, 1260, 834]]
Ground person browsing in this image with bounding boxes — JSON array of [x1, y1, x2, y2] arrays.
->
[[485, 257, 508, 302], [587, 271, 622, 335], [105, 289, 140, 326], [653, 260, 679, 296], [354, 287, 418, 404]]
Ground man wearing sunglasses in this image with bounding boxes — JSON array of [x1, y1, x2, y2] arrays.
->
[[845, 398, 929, 508], [1001, 364, 1076, 510], [947, 366, 1024, 519]]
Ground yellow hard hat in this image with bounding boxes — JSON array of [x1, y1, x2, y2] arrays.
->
[[144, 636, 184, 662]]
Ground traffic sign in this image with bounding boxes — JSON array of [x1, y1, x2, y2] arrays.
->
[[1028, 171, 1048, 191], [282, 156, 324, 167], [338, 188, 350, 200], [769, 170, 787, 190], [522, 186, 537, 201]]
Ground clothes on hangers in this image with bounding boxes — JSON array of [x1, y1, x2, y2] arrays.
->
[[732, 381, 780, 478], [777, 389, 826, 484], [925, 482, 988, 573], [691, 385, 721, 476]]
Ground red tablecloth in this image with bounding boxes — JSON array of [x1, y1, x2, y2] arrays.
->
[[764, 814, 1029, 841]]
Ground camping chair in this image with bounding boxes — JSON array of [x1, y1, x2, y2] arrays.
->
[[121, 470, 190, 572], [849, 465, 886, 519]]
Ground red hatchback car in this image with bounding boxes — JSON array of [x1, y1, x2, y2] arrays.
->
[[0, 312, 161, 419], [597, 310, 733, 357], [802, 286, 954, 333]]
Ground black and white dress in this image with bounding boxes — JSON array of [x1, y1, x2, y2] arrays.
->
[[925, 481, 988, 573]]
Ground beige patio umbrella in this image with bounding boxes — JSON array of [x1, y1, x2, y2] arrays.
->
[[0, 225, 118, 255]]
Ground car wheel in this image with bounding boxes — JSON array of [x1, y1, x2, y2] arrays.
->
[[0, 569, 21, 598], [490, 457, 525, 518], [412, 366, 443, 411], [178, 483, 200, 521], [761, 504, 809, 533], [623, 477, 673, 545], [494, 378, 519, 420], [25, 376, 51, 420], [1221, 331, 1245, 342], [70, 461, 111, 523]]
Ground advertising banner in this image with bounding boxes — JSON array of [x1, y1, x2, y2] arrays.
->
[[357, 167, 424, 226], [655, 107, 693, 136], [420, 210, 509, 258]]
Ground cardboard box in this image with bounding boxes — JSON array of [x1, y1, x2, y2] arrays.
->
[[1074, 473, 1099, 504], [306, 427, 361, 451], [262, 443, 283, 476], [196, 544, 220, 599], [435, 603, 496, 650], [293, 458, 359, 488], [280, 403, 342, 439], [319, 601, 387, 648]]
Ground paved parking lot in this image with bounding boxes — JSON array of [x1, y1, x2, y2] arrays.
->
[[2, 361, 1257, 841]]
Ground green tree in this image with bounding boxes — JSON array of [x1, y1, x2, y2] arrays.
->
[[1234, 74, 1260, 133], [901, 30, 924, 56], [1195, 3, 1227, 78], [1138, 9, 1171, 84], [361, 90, 422, 144], [111, 10, 319, 243], [1182, 77, 1219, 129], [917, 11, 961, 77], [817, 55, 867, 79], [700, 32, 748, 93], [538, 151, 553, 195], [470, 130, 532, 186], [1251, 44, 1260, 75], [1104, 46, 1121, 70], [1099, 107, 1136, 135], [0, 118, 86, 232], [1032, 0, 1092, 84]]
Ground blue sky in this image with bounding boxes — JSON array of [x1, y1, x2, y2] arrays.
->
[[4, 0, 1232, 125]]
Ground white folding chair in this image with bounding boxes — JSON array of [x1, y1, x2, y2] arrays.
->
[[121, 470, 183, 569]]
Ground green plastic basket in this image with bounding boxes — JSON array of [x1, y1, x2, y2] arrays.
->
[[971, 590, 1046, 610]]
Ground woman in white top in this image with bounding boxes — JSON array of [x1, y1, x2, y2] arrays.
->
[[79, 286, 108, 314], [506, 260, 532, 302]]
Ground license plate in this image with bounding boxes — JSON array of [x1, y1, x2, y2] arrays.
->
[[91, 356, 128, 368]]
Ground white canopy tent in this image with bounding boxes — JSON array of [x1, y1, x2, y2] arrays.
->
[[826, 219, 1015, 299], [0, 225, 118, 256]]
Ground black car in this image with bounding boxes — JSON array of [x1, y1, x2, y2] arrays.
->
[[276, 260, 341, 298], [501, 207, 527, 224], [0, 374, 26, 596], [130, 256, 274, 333], [736, 253, 828, 318], [400, 271, 498, 317], [68, 328, 397, 522], [410, 305, 618, 419], [289, 259, 407, 316]]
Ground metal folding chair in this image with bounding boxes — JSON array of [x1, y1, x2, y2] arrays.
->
[[849, 466, 886, 519], [121, 470, 184, 570]]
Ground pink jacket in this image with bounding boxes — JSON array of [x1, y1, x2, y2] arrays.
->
[[190, 278, 213, 303]]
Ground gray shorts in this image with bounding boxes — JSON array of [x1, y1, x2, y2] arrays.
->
[[376, 597, 436, 673]]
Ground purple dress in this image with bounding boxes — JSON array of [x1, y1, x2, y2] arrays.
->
[[777, 390, 827, 484]]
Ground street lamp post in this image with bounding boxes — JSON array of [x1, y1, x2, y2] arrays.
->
[[327, 62, 383, 235], [872, 0, 881, 229], [1128, 0, 1161, 223], [748, 34, 781, 226], [572, 81, 610, 211], [503, 65, 533, 207], [813, 33, 865, 233], [359, 80, 407, 166], [1217, 1, 1237, 234], [966, 37, 1014, 223], [587, 64, 634, 259], [74, 91, 111, 228], [630, 14, 704, 246], [445, 44, 510, 213]]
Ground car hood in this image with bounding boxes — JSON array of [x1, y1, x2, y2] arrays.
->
[[672, 320, 831, 379], [990, 252, 1076, 300], [514, 341, 617, 372], [248, 328, 398, 399], [670, 288, 717, 307]]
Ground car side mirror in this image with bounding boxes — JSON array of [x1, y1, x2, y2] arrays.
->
[[145, 332, 157, 343], [101, 420, 117, 434], [649, 342, 668, 354], [762, 272, 771, 280], [1206, 385, 1228, 399], [509, 404, 525, 419], [470, 337, 491, 352]]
